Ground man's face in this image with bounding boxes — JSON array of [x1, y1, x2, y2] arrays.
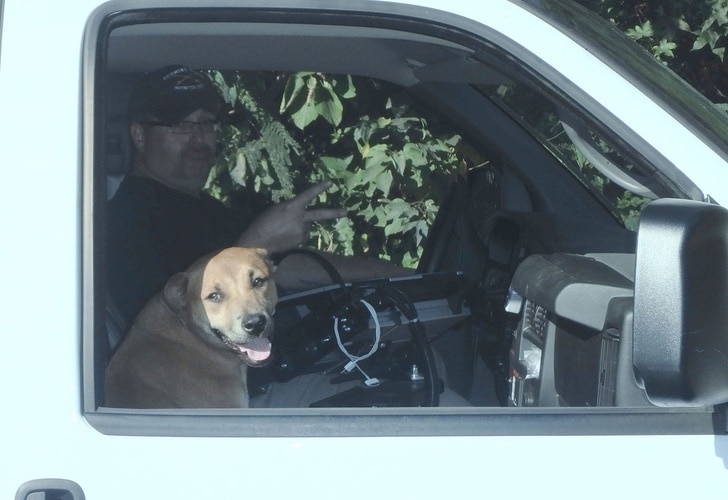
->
[[132, 108, 218, 196]]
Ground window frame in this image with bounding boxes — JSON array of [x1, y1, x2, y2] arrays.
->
[[0, 0, 5, 67], [82, 1, 725, 438]]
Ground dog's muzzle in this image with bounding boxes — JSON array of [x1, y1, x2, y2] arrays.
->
[[213, 314, 272, 364]]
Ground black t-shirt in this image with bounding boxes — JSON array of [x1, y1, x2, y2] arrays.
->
[[107, 175, 260, 327]]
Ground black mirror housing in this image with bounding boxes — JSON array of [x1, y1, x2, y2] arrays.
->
[[634, 198, 728, 406]]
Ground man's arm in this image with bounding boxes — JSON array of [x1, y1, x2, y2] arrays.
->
[[273, 250, 414, 291], [234, 180, 413, 290]]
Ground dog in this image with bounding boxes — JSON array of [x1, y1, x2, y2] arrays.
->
[[105, 247, 277, 408]]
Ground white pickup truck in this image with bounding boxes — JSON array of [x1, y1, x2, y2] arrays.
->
[[2, 0, 728, 498]]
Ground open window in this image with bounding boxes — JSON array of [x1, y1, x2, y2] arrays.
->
[[82, 1, 727, 437]]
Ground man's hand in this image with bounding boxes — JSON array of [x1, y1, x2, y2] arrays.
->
[[236, 180, 347, 254]]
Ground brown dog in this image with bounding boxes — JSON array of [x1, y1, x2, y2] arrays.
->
[[105, 247, 277, 408]]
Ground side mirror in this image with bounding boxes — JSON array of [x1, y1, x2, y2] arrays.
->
[[633, 198, 728, 406]]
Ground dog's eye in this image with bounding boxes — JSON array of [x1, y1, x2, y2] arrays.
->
[[252, 277, 267, 289], [206, 292, 223, 302]]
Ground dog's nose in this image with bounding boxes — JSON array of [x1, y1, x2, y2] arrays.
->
[[243, 314, 267, 336]]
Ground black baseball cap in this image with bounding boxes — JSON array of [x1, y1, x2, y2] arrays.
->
[[128, 65, 222, 124]]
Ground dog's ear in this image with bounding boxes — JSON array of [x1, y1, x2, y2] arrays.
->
[[163, 272, 190, 311], [255, 248, 277, 273], [255, 248, 278, 311]]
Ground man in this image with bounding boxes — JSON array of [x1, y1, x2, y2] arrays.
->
[[107, 65, 409, 330]]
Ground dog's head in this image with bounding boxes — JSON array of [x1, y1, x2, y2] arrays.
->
[[164, 247, 277, 366]]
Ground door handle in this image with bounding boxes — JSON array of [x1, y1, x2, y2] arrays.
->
[[15, 479, 85, 500]]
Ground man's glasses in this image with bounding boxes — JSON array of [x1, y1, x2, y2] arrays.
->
[[143, 119, 220, 135]]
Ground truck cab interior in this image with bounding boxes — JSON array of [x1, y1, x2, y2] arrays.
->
[[87, 5, 728, 415]]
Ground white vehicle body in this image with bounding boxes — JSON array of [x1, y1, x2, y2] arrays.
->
[[1, 0, 727, 498]]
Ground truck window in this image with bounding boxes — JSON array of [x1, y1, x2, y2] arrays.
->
[[82, 3, 722, 438]]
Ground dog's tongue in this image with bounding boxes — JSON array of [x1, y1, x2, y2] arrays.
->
[[239, 337, 272, 361]]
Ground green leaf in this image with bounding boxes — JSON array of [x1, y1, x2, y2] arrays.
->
[[384, 218, 405, 236], [359, 162, 386, 195], [677, 19, 692, 32], [317, 156, 352, 175], [313, 85, 344, 126], [693, 29, 720, 51], [375, 169, 394, 195], [280, 72, 315, 113], [344, 169, 364, 193], [363, 144, 392, 170], [652, 39, 677, 59], [290, 99, 319, 130], [402, 142, 428, 167], [383, 198, 410, 220], [626, 21, 653, 41], [334, 74, 358, 99]]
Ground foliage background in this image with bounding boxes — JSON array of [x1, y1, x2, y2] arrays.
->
[[206, 1, 727, 268], [206, 71, 479, 268], [574, 0, 728, 109]]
